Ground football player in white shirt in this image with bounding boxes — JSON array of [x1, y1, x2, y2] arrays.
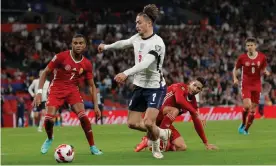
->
[[98, 4, 170, 159], [28, 70, 50, 132]]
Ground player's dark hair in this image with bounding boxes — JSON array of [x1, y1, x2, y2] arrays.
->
[[73, 34, 86, 43], [138, 4, 159, 23], [245, 37, 257, 44], [196, 77, 206, 87]]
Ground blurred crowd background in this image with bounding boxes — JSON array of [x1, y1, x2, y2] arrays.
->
[[1, 0, 276, 125]]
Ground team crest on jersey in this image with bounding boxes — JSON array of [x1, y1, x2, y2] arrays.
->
[[79, 68, 83, 74], [155, 45, 162, 53], [245, 62, 250, 66], [65, 64, 71, 71], [257, 61, 260, 67]]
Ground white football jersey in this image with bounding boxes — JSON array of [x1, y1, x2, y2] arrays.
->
[[28, 79, 50, 102], [129, 33, 166, 88]]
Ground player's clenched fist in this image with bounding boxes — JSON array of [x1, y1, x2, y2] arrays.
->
[[98, 44, 105, 53]]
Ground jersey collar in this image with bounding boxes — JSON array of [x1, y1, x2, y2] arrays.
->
[[141, 33, 155, 40], [70, 50, 84, 63], [247, 51, 258, 60]]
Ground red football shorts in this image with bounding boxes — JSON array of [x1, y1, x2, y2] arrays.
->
[[241, 88, 260, 104], [169, 125, 181, 141], [46, 86, 83, 108]]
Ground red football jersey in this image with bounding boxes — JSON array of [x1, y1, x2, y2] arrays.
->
[[235, 52, 267, 91], [162, 83, 198, 113], [47, 50, 93, 88]]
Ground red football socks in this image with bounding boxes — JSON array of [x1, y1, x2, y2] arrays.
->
[[77, 110, 95, 146], [245, 112, 255, 132], [44, 114, 55, 139], [160, 113, 175, 129], [242, 110, 249, 126]]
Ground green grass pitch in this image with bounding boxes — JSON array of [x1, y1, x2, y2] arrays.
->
[[1, 119, 276, 165]]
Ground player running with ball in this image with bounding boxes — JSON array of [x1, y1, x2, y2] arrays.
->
[[98, 4, 170, 159]]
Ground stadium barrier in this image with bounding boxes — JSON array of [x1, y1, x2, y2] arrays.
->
[[2, 106, 276, 127]]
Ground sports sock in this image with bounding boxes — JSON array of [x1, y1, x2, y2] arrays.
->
[[77, 110, 95, 146], [44, 114, 55, 139]]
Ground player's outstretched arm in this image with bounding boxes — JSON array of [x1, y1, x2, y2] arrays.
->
[[87, 79, 101, 119], [98, 36, 135, 53], [114, 55, 156, 84]]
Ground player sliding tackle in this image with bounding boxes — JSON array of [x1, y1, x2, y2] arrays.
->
[[98, 4, 170, 159], [34, 34, 103, 155], [233, 37, 270, 135], [135, 77, 218, 152]]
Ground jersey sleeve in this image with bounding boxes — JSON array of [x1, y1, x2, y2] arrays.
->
[[104, 34, 137, 50], [28, 80, 35, 97], [235, 56, 243, 69], [123, 55, 155, 76], [148, 39, 165, 59], [47, 53, 63, 70], [191, 96, 198, 109], [85, 61, 93, 80], [174, 86, 197, 114]]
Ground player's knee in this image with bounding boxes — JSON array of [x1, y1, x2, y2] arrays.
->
[[178, 144, 187, 151]]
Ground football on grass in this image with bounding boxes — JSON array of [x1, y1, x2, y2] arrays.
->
[[54, 144, 75, 163]]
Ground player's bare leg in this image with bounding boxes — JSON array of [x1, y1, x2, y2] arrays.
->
[[33, 111, 39, 127], [144, 108, 171, 159], [244, 103, 258, 134], [127, 111, 147, 131], [38, 109, 46, 132], [41, 106, 56, 154], [239, 98, 251, 134], [144, 108, 162, 158], [72, 103, 103, 155]]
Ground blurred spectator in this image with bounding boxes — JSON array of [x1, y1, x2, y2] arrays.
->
[[2, 0, 276, 108], [17, 97, 25, 127]]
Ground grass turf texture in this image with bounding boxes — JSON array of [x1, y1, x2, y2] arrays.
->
[[2, 119, 276, 165]]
